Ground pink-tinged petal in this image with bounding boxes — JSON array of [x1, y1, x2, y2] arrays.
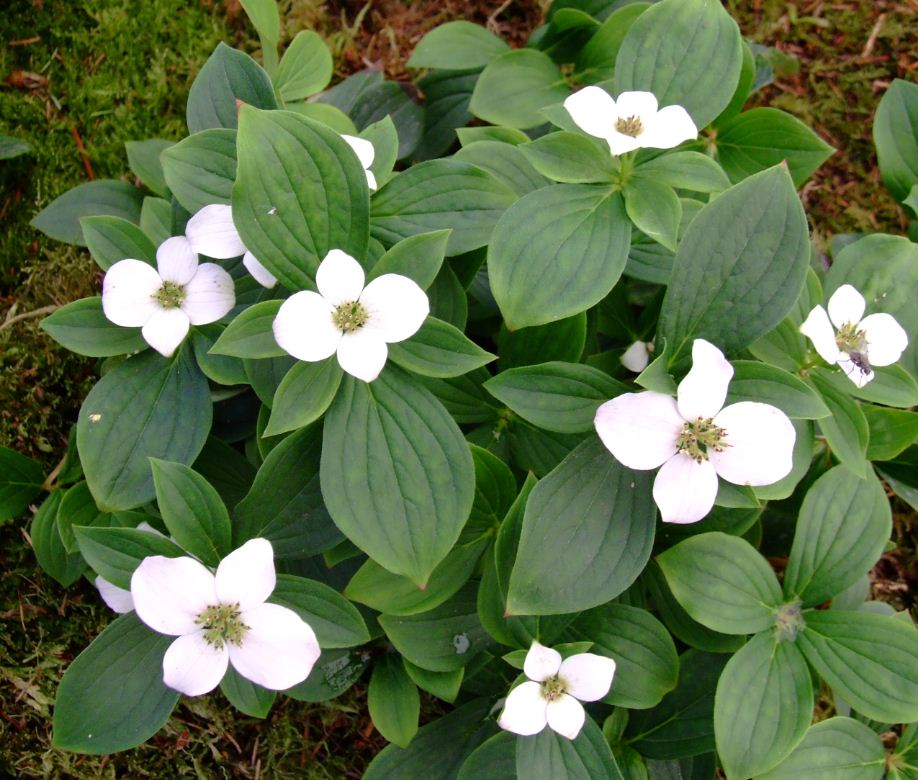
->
[[558, 653, 616, 702], [101, 259, 162, 327], [273, 291, 341, 362], [341, 134, 375, 169], [620, 341, 651, 373], [827, 284, 865, 329], [524, 641, 562, 682], [214, 538, 275, 611], [594, 391, 683, 470], [185, 204, 246, 259], [711, 402, 795, 486], [546, 694, 586, 740], [800, 305, 841, 364], [156, 236, 198, 285], [837, 355, 875, 388], [563, 85, 618, 139], [653, 453, 719, 524], [360, 274, 429, 343], [316, 249, 365, 307], [640, 105, 698, 149], [96, 576, 134, 613], [142, 307, 190, 357], [606, 133, 643, 156], [243, 250, 277, 289], [182, 262, 235, 325], [677, 339, 733, 420], [130, 555, 216, 635], [336, 328, 388, 382], [162, 631, 229, 696], [614, 91, 659, 124], [498, 681, 549, 736], [228, 603, 320, 690], [860, 313, 908, 367]]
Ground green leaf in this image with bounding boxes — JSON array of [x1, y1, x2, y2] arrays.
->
[[519, 132, 618, 184], [658, 165, 809, 366], [458, 732, 516, 780], [239, 0, 280, 46], [724, 360, 829, 419], [615, 0, 741, 129], [31, 491, 85, 586], [388, 317, 495, 379], [274, 30, 332, 102], [808, 368, 869, 477], [81, 214, 157, 271], [220, 666, 275, 718], [498, 314, 587, 369], [470, 49, 570, 130], [574, 3, 650, 82], [321, 368, 475, 586], [264, 359, 343, 436], [864, 406, 918, 461], [74, 526, 185, 590], [41, 297, 147, 357], [516, 715, 623, 780], [191, 326, 248, 386], [716, 107, 833, 186], [125, 139, 174, 198], [0, 446, 44, 522], [413, 69, 478, 160], [484, 362, 626, 434], [797, 610, 918, 723], [52, 613, 179, 753], [489, 185, 630, 330], [453, 141, 550, 199], [233, 107, 370, 291], [77, 349, 212, 512], [506, 437, 656, 615], [269, 573, 369, 648], [714, 633, 813, 780], [140, 196, 172, 245], [408, 21, 509, 70], [623, 179, 681, 251], [210, 300, 285, 359], [874, 79, 918, 201], [468, 445, 517, 536], [457, 127, 531, 146], [187, 43, 277, 132], [350, 81, 425, 160], [161, 128, 237, 214], [57, 480, 111, 552], [368, 230, 450, 289], [0, 134, 32, 159], [421, 367, 499, 424], [368, 655, 420, 748], [31, 180, 145, 246], [286, 101, 357, 134], [402, 660, 463, 703], [656, 532, 783, 635], [632, 151, 731, 194], [244, 355, 296, 407]]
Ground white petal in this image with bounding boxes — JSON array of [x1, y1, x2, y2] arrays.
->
[[142, 307, 190, 357], [594, 391, 683, 470], [677, 339, 733, 420], [316, 249, 366, 307], [228, 603, 320, 690], [366, 169, 378, 191], [640, 104, 698, 149], [336, 328, 388, 382], [710, 402, 795, 486], [101, 259, 162, 327], [181, 262, 235, 325], [546, 694, 586, 740], [273, 291, 341, 362], [243, 250, 278, 289], [837, 355, 875, 388], [606, 133, 643, 156], [653, 453, 719, 524], [155, 236, 198, 285], [613, 91, 659, 125], [620, 341, 651, 373], [130, 555, 216, 636], [524, 641, 562, 682], [563, 85, 618, 139], [360, 273, 429, 343], [185, 204, 246, 259], [96, 576, 134, 613], [162, 631, 229, 696], [800, 306, 841, 363], [341, 134, 375, 169], [558, 653, 616, 702], [498, 681, 549, 736], [860, 313, 909, 367], [214, 538, 276, 611], [827, 284, 866, 329]]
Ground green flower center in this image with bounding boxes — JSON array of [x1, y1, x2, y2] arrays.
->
[[774, 601, 805, 642], [540, 675, 567, 702], [154, 280, 186, 309], [835, 322, 871, 374], [676, 417, 728, 463], [615, 115, 643, 137], [332, 300, 368, 333], [195, 603, 248, 650]]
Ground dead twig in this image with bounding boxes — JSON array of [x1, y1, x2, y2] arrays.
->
[[0, 304, 59, 334]]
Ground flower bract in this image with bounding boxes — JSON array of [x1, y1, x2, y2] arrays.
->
[[341, 134, 377, 190], [273, 249, 429, 382], [498, 641, 616, 740], [594, 339, 796, 524], [563, 86, 698, 156], [130, 538, 320, 696], [621, 340, 653, 373], [799, 283, 908, 388]]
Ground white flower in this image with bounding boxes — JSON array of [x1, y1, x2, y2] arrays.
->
[[102, 236, 235, 357], [594, 339, 795, 524], [96, 575, 134, 613], [799, 284, 908, 388], [185, 204, 278, 289], [130, 538, 320, 696], [621, 340, 653, 373], [498, 641, 616, 741], [563, 86, 697, 156], [341, 134, 377, 191], [273, 249, 428, 383]]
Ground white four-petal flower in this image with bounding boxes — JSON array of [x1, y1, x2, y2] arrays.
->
[[341, 134, 377, 191], [799, 283, 908, 388], [102, 236, 235, 357], [130, 538, 320, 696], [273, 249, 429, 383], [498, 641, 616, 741], [563, 86, 698, 156], [594, 339, 796, 524]]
